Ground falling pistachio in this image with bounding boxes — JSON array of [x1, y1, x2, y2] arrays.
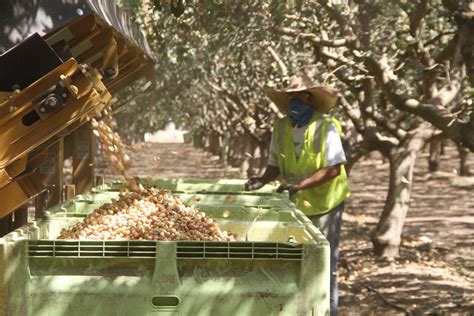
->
[[93, 113, 139, 191], [302, 200, 312, 208]]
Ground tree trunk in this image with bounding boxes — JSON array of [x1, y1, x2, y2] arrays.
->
[[247, 133, 271, 177], [428, 136, 443, 172], [204, 131, 221, 156], [227, 133, 254, 177], [345, 151, 365, 176], [248, 141, 269, 177], [257, 140, 270, 174], [372, 152, 416, 257], [341, 120, 366, 175], [458, 145, 472, 176], [248, 144, 261, 177], [372, 128, 431, 257]]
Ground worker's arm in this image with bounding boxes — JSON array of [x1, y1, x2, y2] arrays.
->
[[245, 165, 280, 191], [277, 164, 342, 194], [295, 164, 341, 191]]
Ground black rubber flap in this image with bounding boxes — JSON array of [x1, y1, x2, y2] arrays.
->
[[0, 33, 63, 91]]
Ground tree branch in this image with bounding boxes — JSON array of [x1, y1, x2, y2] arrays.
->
[[408, 0, 429, 37], [338, 94, 365, 134], [339, 95, 398, 154], [277, 26, 368, 73], [266, 46, 288, 77], [318, 0, 359, 48], [425, 30, 456, 47], [364, 54, 471, 150], [276, 26, 355, 47], [362, 107, 407, 139], [427, 39, 465, 107]]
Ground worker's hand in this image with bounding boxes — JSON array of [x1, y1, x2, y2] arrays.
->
[[245, 177, 265, 191], [276, 184, 299, 195]]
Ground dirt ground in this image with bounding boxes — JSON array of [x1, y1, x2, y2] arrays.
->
[[338, 146, 473, 315], [97, 141, 473, 315]]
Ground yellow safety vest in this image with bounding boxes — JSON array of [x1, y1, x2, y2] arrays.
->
[[274, 112, 351, 216]]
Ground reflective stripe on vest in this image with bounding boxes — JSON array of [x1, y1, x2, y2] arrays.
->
[[274, 112, 351, 216]]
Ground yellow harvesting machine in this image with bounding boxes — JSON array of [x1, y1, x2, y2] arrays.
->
[[0, 2, 155, 232]]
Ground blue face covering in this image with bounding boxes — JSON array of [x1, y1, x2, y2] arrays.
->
[[288, 97, 314, 127]]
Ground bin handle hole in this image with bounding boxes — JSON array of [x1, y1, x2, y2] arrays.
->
[[152, 295, 180, 308]]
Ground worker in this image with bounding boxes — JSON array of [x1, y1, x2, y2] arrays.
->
[[245, 74, 351, 315]]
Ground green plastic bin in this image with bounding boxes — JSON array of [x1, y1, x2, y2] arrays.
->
[[1, 193, 330, 315]]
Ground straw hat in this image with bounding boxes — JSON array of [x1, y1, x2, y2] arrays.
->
[[263, 74, 337, 114]]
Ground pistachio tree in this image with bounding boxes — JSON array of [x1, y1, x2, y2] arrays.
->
[[118, 0, 473, 257], [270, 0, 474, 256]]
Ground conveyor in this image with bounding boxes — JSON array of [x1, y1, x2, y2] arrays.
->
[[0, 0, 155, 226]]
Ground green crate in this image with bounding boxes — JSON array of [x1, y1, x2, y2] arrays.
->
[[1, 195, 330, 315]]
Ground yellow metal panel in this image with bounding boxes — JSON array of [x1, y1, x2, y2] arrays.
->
[[0, 156, 28, 189], [0, 59, 111, 169], [0, 91, 11, 102], [0, 172, 44, 217], [45, 14, 96, 47], [70, 39, 94, 58], [0, 181, 29, 218], [108, 61, 154, 94], [38, 140, 64, 208], [0, 58, 111, 218], [0, 11, 154, 220], [45, 27, 75, 47], [44, 13, 153, 92], [72, 124, 95, 194], [73, 28, 117, 65]]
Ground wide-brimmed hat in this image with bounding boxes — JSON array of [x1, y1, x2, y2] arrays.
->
[[263, 74, 338, 114]]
